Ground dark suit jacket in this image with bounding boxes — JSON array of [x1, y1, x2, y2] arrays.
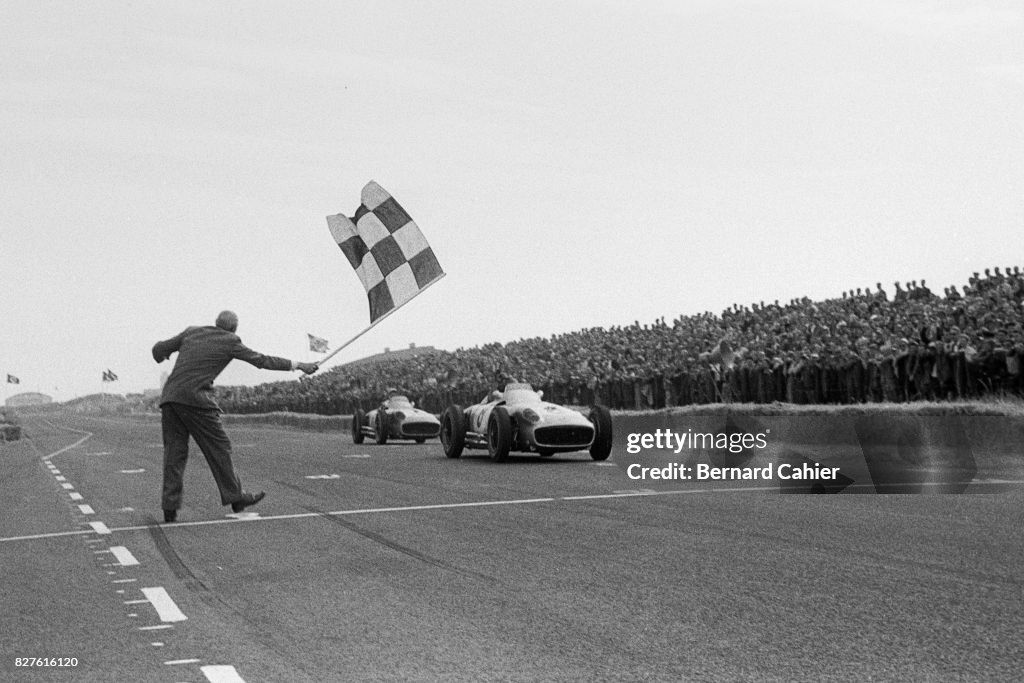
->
[[153, 326, 292, 410]]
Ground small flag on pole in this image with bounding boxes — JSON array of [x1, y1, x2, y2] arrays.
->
[[327, 181, 445, 324], [308, 333, 329, 353], [102, 369, 118, 382], [6, 374, 19, 384]]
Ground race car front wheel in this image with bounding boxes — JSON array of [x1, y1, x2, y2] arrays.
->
[[375, 411, 388, 445], [351, 409, 365, 445], [441, 405, 466, 458], [488, 407, 512, 462], [588, 405, 613, 461]]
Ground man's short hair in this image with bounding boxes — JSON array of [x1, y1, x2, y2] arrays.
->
[[216, 310, 239, 332]]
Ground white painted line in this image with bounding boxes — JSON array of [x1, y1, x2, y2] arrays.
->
[[151, 642, 164, 647], [142, 587, 188, 622], [79, 504, 95, 515], [342, 454, 371, 458], [0, 529, 93, 543], [19, 476, 1000, 545], [55, 476, 67, 482], [112, 578, 138, 584], [225, 512, 260, 520], [40, 428, 93, 459], [86, 451, 111, 456], [164, 658, 201, 666], [94, 549, 112, 554], [138, 624, 174, 631], [110, 546, 140, 566], [120, 469, 145, 474], [69, 492, 84, 501], [202, 665, 248, 683], [61, 483, 74, 490], [305, 474, 342, 479]]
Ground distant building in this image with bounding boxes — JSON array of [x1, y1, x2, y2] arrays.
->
[[343, 343, 441, 368], [6, 392, 53, 407]]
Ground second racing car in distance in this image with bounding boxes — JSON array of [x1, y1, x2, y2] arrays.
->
[[440, 382, 613, 462], [352, 394, 441, 445]]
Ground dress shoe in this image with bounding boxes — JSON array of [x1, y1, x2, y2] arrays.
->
[[163, 509, 177, 523], [231, 491, 266, 513]]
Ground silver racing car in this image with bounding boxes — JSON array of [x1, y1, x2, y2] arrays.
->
[[440, 382, 613, 462], [352, 394, 441, 445]]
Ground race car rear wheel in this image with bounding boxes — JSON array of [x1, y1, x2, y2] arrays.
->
[[588, 405, 613, 461], [488, 407, 512, 462], [441, 405, 466, 458], [351, 409, 365, 444], [375, 411, 388, 445]]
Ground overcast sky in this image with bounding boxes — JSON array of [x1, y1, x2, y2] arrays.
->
[[2, 0, 1023, 401]]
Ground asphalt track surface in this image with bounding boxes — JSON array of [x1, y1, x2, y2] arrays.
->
[[2, 413, 1023, 682]]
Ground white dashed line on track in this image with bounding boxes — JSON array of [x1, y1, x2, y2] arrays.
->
[[202, 664, 248, 682], [78, 504, 95, 515], [89, 521, 112, 535], [141, 587, 188, 622], [110, 546, 140, 566]]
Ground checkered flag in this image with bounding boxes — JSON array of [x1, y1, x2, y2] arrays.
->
[[327, 181, 445, 324]]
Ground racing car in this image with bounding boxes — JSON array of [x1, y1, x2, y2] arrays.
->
[[351, 394, 441, 445], [439, 382, 613, 462]]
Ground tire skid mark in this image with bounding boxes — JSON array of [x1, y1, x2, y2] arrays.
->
[[149, 520, 321, 681], [273, 478, 320, 498], [147, 520, 231, 606], [300, 504, 496, 583]]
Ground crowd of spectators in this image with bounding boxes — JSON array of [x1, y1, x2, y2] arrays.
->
[[214, 267, 1024, 414]]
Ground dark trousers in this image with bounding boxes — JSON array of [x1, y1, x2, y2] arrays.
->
[[161, 403, 243, 510]]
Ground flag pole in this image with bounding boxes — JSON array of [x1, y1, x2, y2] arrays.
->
[[318, 274, 445, 366]]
